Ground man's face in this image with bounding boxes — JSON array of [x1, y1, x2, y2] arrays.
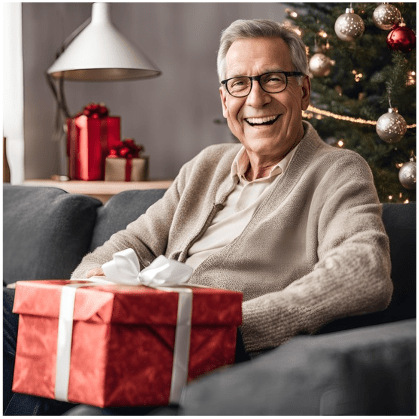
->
[[219, 37, 311, 164]]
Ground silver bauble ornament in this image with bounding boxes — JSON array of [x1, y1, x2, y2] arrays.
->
[[334, 8, 365, 41], [399, 160, 416, 189], [376, 108, 407, 143], [309, 53, 332, 77], [373, 3, 401, 30]]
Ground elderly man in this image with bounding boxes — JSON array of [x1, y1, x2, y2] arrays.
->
[[73, 19, 392, 352], [4, 19, 392, 415]]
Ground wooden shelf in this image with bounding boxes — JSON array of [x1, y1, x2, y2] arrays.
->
[[23, 179, 173, 203]]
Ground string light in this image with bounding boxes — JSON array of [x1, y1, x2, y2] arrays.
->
[[293, 27, 302, 36], [337, 140, 345, 147], [352, 69, 363, 82], [318, 29, 328, 38], [285, 8, 298, 18], [303, 105, 417, 128], [406, 70, 416, 86]]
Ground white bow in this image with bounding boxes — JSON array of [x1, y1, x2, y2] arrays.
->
[[101, 248, 193, 287]]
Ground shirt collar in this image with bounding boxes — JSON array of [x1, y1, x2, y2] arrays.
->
[[230, 143, 299, 182]]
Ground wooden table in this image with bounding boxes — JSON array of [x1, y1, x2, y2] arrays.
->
[[23, 179, 173, 203]]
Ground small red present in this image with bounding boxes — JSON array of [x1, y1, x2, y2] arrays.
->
[[12, 279, 242, 407], [67, 103, 121, 180]]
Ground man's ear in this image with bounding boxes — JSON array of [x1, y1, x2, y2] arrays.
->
[[301, 76, 311, 111], [219, 87, 228, 118]]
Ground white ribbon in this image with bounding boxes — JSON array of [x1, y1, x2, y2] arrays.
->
[[55, 249, 194, 405], [102, 248, 193, 287]]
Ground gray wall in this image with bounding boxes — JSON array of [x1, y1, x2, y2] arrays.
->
[[23, 2, 287, 180]]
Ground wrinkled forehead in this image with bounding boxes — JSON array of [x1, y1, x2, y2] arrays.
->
[[225, 37, 293, 78]]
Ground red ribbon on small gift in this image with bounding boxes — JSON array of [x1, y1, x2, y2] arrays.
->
[[75, 103, 109, 119], [107, 139, 144, 181]]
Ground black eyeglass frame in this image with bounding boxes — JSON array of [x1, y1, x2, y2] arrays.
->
[[221, 71, 304, 98]]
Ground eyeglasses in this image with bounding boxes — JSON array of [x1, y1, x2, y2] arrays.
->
[[221, 71, 304, 98]]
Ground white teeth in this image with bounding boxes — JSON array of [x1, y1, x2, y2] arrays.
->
[[246, 115, 278, 124]]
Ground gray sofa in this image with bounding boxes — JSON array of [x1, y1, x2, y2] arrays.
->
[[3, 184, 416, 415]]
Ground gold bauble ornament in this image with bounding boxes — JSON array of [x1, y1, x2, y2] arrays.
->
[[373, 3, 401, 30], [334, 7, 365, 41], [309, 53, 332, 77], [399, 159, 416, 189], [376, 108, 407, 143]]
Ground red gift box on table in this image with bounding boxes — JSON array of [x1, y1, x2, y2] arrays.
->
[[67, 103, 121, 180], [12, 279, 242, 408]]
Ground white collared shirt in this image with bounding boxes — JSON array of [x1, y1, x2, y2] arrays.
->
[[185, 144, 299, 270]]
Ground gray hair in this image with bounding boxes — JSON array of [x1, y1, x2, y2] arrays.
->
[[217, 19, 309, 82]]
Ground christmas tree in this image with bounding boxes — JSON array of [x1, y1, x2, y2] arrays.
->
[[285, 2, 416, 203]]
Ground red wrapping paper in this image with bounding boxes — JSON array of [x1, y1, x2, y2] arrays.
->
[[67, 115, 121, 180], [12, 280, 242, 407]]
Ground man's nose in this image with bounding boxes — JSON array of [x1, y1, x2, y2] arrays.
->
[[246, 80, 271, 107]]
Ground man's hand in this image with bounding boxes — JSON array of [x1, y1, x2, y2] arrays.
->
[[86, 267, 105, 278]]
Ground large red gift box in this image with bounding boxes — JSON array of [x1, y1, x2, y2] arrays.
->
[[67, 107, 121, 180], [12, 280, 242, 407]]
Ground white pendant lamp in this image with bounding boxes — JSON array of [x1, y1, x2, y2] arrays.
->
[[47, 2, 161, 81]]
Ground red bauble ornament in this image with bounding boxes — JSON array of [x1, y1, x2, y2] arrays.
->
[[387, 24, 416, 53]]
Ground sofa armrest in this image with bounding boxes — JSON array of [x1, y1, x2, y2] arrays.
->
[[162, 319, 415, 416]]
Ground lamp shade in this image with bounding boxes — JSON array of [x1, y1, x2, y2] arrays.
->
[[47, 3, 161, 81]]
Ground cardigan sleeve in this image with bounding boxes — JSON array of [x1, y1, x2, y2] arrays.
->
[[240, 152, 393, 353]]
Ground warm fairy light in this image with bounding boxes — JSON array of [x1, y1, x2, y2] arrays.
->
[[388, 195, 393, 200], [318, 29, 328, 38], [337, 140, 344, 147], [404, 199, 410, 204], [406, 70, 416, 86], [285, 8, 298, 18], [293, 27, 302, 36], [352, 70, 363, 82], [303, 105, 417, 128], [396, 162, 404, 169]]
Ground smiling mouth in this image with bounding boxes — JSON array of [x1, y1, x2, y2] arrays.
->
[[245, 115, 280, 127]]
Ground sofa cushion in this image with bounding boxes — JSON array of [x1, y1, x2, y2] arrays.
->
[[166, 319, 415, 415], [316, 202, 416, 334], [3, 185, 101, 285], [89, 189, 166, 252]]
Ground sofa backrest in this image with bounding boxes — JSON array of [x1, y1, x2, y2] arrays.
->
[[4, 185, 416, 332], [88, 189, 166, 252], [3, 185, 101, 285]]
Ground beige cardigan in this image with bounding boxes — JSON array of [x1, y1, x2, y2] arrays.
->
[[72, 122, 393, 353]]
